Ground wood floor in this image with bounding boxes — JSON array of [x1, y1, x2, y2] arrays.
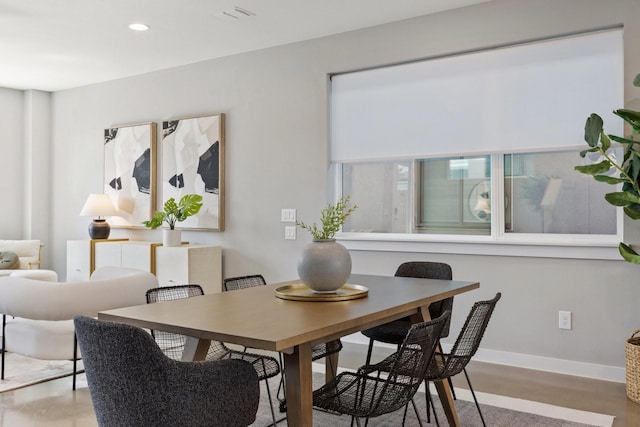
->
[[0, 341, 637, 426]]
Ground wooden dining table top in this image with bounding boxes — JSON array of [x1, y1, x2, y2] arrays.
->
[[98, 273, 480, 353]]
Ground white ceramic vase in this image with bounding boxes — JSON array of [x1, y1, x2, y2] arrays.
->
[[297, 239, 351, 293], [163, 229, 181, 247]]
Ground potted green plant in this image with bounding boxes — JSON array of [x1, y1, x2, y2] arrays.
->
[[296, 196, 358, 293], [143, 194, 203, 247], [575, 73, 640, 263]]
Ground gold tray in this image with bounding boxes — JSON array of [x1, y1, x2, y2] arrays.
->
[[274, 283, 368, 302]]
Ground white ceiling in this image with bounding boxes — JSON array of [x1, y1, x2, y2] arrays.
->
[[0, 0, 491, 92]]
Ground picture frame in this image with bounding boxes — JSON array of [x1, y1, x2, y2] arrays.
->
[[161, 113, 225, 231], [103, 122, 156, 228]]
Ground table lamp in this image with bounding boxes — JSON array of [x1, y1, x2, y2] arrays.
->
[[80, 194, 118, 239]]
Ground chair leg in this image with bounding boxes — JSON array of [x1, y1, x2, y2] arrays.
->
[[365, 338, 375, 365], [426, 386, 441, 427], [424, 379, 430, 423], [276, 353, 287, 413], [72, 332, 78, 390], [463, 367, 486, 427], [448, 376, 456, 400], [408, 398, 424, 427], [1, 314, 6, 380], [263, 377, 278, 426]]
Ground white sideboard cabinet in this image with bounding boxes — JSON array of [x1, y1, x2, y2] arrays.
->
[[67, 241, 222, 293], [155, 245, 222, 294], [66, 239, 128, 282]]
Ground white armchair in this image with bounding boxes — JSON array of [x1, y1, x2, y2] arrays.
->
[[0, 267, 159, 389], [0, 239, 43, 270]]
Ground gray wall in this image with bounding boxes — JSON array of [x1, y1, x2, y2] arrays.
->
[[3, 0, 640, 378]]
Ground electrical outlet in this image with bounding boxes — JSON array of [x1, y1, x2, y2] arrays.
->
[[559, 310, 572, 330], [281, 209, 297, 223]]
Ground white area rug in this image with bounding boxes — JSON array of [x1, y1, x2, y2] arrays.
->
[[0, 352, 81, 393]]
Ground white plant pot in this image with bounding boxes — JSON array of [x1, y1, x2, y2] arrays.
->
[[163, 229, 181, 247]]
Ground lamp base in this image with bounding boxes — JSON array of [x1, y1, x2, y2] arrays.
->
[[88, 219, 111, 239]]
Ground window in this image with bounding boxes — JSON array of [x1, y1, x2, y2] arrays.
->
[[332, 28, 624, 255], [342, 149, 619, 240], [505, 151, 617, 235]]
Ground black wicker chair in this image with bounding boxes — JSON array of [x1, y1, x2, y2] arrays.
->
[[361, 262, 454, 366], [145, 284, 282, 426], [73, 315, 260, 427], [313, 311, 451, 427], [223, 274, 344, 413], [423, 292, 502, 427]]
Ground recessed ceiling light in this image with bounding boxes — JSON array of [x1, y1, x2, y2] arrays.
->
[[129, 23, 150, 31]]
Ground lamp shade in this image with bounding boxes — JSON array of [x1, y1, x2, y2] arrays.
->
[[80, 194, 118, 217], [80, 194, 118, 239]]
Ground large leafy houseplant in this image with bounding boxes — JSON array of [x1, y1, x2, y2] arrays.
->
[[143, 194, 203, 230], [575, 73, 640, 263], [297, 196, 358, 240]]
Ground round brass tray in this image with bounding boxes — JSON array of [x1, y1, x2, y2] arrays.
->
[[274, 283, 368, 302]]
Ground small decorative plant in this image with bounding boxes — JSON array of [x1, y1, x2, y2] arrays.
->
[[297, 196, 358, 240], [575, 73, 640, 263], [143, 194, 203, 230]]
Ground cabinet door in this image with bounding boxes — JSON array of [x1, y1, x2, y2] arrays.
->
[[155, 246, 222, 294], [121, 243, 155, 272], [67, 240, 91, 282], [94, 242, 122, 270]]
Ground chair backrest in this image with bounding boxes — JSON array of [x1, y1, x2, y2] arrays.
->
[[395, 261, 454, 337], [74, 315, 260, 427], [146, 284, 204, 303], [145, 284, 205, 360], [369, 310, 450, 417], [436, 292, 501, 378], [223, 274, 266, 291]]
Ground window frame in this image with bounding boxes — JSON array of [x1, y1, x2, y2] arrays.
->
[[332, 148, 624, 261]]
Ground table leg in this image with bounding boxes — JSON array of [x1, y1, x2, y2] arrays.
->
[[182, 337, 211, 361], [283, 342, 313, 427], [325, 350, 339, 383]]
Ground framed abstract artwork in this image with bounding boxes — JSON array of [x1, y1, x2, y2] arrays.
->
[[161, 113, 225, 231], [103, 122, 156, 228]]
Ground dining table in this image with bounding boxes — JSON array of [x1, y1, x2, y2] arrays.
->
[[98, 273, 479, 427]]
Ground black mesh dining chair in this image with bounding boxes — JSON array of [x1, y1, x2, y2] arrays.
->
[[313, 311, 451, 427], [422, 292, 502, 426], [361, 262, 454, 366], [145, 284, 283, 426], [223, 274, 344, 413]]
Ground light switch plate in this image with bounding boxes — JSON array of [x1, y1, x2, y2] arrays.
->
[[281, 208, 297, 223]]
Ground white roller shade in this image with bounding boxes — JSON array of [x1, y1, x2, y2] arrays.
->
[[330, 29, 624, 163]]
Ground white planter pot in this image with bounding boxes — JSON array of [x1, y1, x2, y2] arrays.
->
[[163, 229, 181, 247], [297, 239, 351, 294]]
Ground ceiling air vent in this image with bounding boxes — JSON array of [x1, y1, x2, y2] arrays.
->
[[215, 6, 256, 20]]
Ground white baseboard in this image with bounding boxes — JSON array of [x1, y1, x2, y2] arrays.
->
[[343, 333, 625, 383]]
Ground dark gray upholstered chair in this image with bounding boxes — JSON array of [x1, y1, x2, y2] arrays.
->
[[145, 284, 282, 426], [223, 274, 344, 413], [423, 292, 502, 427], [73, 315, 260, 427], [361, 262, 454, 366], [313, 311, 450, 427]]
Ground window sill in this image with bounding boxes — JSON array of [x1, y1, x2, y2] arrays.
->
[[337, 233, 622, 261]]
